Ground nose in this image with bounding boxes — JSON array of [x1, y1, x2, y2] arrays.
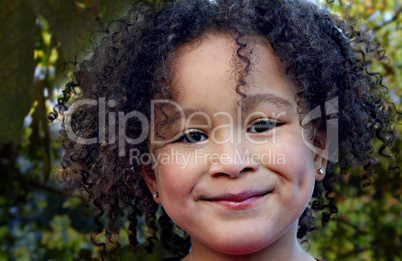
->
[[208, 142, 259, 179]]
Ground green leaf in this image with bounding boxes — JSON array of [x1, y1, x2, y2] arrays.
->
[[0, 0, 36, 144], [100, 0, 138, 24], [32, 0, 100, 62]]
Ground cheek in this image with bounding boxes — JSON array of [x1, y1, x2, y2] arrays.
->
[[154, 162, 201, 227], [154, 153, 200, 205], [262, 130, 316, 211], [260, 129, 315, 183], [156, 165, 185, 200]]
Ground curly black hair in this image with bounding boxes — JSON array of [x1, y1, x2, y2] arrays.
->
[[50, 0, 397, 258]]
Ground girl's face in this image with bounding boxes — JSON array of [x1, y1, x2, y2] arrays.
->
[[144, 33, 325, 258]]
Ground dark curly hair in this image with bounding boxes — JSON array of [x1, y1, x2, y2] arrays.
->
[[50, 0, 397, 258]]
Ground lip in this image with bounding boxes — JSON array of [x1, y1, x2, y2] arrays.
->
[[201, 190, 271, 210]]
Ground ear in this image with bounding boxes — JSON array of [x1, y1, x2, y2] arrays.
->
[[314, 154, 328, 181], [313, 130, 329, 181], [141, 163, 160, 204]]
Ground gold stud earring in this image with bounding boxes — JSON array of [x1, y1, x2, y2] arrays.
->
[[153, 192, 159, 198], [317, 168, 324, 175]]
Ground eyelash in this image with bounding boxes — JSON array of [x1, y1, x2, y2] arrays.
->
[[173, 118, 281, 144], [247, 118, 281, 133], [175, 129, 208, 144]]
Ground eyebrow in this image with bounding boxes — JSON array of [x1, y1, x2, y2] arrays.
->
[[156, 105, 209, 130], [242, 93, 293, 112], [157, 93, 293, 129]]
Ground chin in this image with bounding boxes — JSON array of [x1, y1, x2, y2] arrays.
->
[[211, 236, 272, 255]]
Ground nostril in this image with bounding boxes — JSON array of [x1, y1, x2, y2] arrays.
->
[[213, 172, 229, 178], [242, 167, 254, 172]]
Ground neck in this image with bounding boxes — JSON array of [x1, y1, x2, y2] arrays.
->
[[182, 223, 315, 261]]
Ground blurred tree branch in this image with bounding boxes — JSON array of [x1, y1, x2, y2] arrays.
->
[[373, 7, 402, 31]]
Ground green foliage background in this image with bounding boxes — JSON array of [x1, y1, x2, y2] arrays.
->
[[0, 0, 401, 260]]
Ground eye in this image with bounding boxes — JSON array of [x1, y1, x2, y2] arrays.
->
[[176, 129, 208, 144], [247, 118, 280, 133]]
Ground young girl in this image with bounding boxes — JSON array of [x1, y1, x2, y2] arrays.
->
[[51, 0, 397, 260]]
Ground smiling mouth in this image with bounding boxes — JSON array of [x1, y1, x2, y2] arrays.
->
[[204, 191, 271, 201], [201, 190, 272, 210]]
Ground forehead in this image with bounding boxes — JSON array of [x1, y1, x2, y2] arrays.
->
[[150, 32, 300, 142], [170, 32, 238, 101], [169, 32, 298, 107]]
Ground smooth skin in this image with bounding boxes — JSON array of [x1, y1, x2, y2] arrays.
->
[[143, 32, 327, 261]]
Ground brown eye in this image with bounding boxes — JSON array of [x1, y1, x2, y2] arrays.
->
[[176, 130, 207, 144], [247, 118, 280, 133]]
